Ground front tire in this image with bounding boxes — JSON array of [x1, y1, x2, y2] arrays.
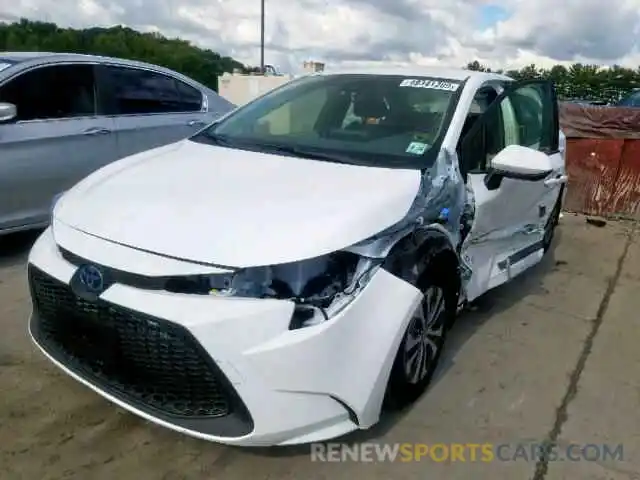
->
[[384, 266, 456, 409]]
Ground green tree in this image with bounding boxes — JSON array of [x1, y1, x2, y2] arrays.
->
[[464, 59, 640, 103], [466, 60, 491, 72], [0, 18, 248, 91]]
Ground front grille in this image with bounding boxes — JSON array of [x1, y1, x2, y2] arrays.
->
[[29, 265, 243, 420], [58, 247, 227, 295]]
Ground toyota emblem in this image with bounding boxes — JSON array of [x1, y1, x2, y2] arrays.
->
[[77, 264, 104, 293]]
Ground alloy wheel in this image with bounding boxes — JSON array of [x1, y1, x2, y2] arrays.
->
[[403, 285, 446, 384]]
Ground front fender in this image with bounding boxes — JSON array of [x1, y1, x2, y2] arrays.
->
[[383, 226, 459, 288]]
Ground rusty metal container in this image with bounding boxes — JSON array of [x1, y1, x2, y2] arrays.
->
[[560, 103, 640, 219]]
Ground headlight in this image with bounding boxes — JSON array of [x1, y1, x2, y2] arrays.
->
[[167, 251, 381, 328]]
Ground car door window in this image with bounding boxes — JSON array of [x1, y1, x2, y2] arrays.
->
[[0, 64, 96, 121], [102, 66, 191, 115], [459, 81, 557, 176], [458, 86, 499, 144], [175, 81, 203, 111]]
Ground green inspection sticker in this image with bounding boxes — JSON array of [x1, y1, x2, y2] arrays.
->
[[406, 141, 428, 155]]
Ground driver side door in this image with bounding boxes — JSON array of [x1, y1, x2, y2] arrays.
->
[[459, 80, 566, 301]]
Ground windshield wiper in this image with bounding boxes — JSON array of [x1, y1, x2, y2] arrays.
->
[[197, 134, 356, 165], [202, 132, 235, 146], [259, 144, 356, 165]]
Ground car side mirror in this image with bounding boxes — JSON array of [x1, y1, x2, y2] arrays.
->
[[0, 102, 16, 123], [484, 144, 553, 190]]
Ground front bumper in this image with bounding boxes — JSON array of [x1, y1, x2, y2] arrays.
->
[[27, 225, 422, 446]]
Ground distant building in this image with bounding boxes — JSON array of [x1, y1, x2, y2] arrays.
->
[[218, 60, 326, 106], [302, 61, 325, 73]]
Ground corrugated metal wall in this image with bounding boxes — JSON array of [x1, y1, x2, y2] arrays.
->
[[564, 139, 640, 219], [560, 103, 640, 219]]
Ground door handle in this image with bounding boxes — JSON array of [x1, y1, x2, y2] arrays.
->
[[83, 127, 112, 135], [186, 120, 206, 127], [544, 174, 568, 188]]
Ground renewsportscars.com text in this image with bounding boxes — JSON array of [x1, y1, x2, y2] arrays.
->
[[310, 442, 624, 463]]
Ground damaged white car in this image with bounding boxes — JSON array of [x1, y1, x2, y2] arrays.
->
[[27, 67, 567, 446]]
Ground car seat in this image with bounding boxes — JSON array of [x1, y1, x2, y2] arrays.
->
[[351, 90, 389, 126]]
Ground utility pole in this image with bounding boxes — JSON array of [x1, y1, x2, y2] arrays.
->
[[260, 0, 265, 73]]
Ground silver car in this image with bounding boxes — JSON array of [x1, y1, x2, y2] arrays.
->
[[0, 52, 236, 235]]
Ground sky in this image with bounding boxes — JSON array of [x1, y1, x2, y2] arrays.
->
[[2, 0, 640, 74]]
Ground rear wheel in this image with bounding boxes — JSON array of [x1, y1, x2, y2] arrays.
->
[[543, 188, 563, 253], [385, 265, 456, 409]]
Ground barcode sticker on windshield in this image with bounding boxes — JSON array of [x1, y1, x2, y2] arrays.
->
[[399, 79, 459, 91], [406, 141, 428, 155]]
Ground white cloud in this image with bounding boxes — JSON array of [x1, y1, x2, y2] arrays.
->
[[3, 0, 640, 73]]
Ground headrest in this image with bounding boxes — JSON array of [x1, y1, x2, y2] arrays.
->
[[353, 91, 389, 118]]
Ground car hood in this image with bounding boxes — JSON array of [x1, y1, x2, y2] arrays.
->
[[54, 139, 422, 267]]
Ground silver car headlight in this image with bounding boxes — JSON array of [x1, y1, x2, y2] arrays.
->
[[198, 251, 382, 329]]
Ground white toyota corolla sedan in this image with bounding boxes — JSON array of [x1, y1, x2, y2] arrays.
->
[[27, 66, 567, 446]]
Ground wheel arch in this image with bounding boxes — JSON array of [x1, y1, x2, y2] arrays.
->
[[382, 227, 461, 312], [380, 227, 461, 411]]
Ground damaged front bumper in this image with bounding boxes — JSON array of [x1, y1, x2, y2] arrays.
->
[[27, 226, 423, 446]]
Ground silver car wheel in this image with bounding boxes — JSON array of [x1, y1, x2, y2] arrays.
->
[[403, 285, 446, 384]]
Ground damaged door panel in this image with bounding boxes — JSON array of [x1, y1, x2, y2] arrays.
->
[[347, 77, 565, 307], [456, 79, 566, 301]]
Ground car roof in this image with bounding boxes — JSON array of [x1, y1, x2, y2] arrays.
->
[[0, 51, 214, 91], [320, 65, 512, 83], [1, 51, 56, 61], [1, 51, 163, 69]]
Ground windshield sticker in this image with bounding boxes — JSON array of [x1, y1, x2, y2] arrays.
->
[[399, 79, 459, 91], [406, 141, 429, 155], [0, 63, 12, 72]]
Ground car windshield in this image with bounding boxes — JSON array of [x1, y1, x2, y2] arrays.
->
[[193, 74, 464, 168]]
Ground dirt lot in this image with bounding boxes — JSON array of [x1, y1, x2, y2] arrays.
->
[[1, 214, 639, 480]]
